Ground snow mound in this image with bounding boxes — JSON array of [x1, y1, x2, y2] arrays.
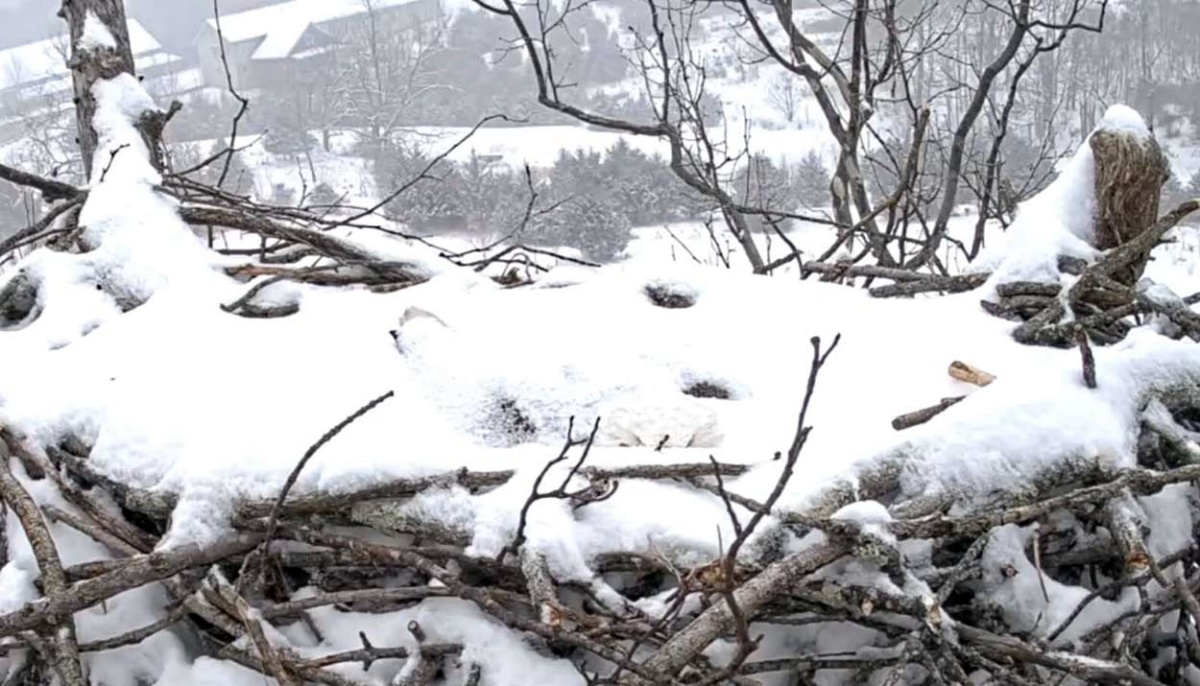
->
[[78, 12, 118, 51], [975, 104, 1155, 293]]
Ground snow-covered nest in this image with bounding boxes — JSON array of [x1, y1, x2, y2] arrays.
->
[[1, 54, 1199, 685]]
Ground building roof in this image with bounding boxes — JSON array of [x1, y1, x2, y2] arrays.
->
[[203, 0, 424, 61], [0, 19, 179, 94]]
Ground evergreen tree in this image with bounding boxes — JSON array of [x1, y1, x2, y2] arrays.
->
[[795, 151, 831, 208]]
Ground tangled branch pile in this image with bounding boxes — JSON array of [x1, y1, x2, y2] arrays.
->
[[6, 345, 1200, 686]]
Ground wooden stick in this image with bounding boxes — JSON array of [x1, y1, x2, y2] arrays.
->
[[891, 396, 966, 431], [948, 361, 996, 387]]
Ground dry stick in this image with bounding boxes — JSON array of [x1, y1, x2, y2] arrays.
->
[[211, 572, 301, 686], [247, 390, 395, 590], [0, 536, 259, 638], [57, 458, 746, 524], [43, 472, 158, 554], [628, 541, 847, 684], [521, 550, 563, 628], [1031, 527, 1051, 604], [4, 431, 156, 552], [301, 638, 460, 671], [889, 461, 1200, 541], [727, 334, 840, 564], [1076, 327, 1097, 389], [891, 396, 965, 431], [0, 449, 87, 686], [0, 198, 85, 259], [694, 334, 841, 684], [0, 164, 82, 202], [948, 360, 996, 387], [1105, 489, 1150, 579], [394, 620, 441, 686], [868, 272, 990, 298], [957, 624, 1168, 686], [210, 0, 250, 189], [213, 640, 364, 686], [935, 533, 990, 606], [282, 526, 668, 683], [261, 587, 451, 620], [8, 441, 245, 647], [41, 506, 139, 562], [497, 416, 602, 564], [77, 602, 190, 653]]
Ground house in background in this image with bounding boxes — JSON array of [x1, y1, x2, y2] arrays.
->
[[0, 20, 186, 143], [125, 0, 284, 60], [0, 19, 182, 108], [194, 0, 442, 94]]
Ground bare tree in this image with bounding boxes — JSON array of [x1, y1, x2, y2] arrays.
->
[[334, 0, 449, 156], [478, 0, 1107, 275], [765, 69, 802, 124]]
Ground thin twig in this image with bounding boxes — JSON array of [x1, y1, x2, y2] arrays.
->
[[247, 390, 396, 589]]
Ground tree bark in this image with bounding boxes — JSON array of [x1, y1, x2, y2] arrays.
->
[[60, 0, 138, 178]]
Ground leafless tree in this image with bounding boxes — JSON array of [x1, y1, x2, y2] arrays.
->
[[478, 0, 1107, 276], [765, 69, 803, 124], [333, 0, 450, 156]]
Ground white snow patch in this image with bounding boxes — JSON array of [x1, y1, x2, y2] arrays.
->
[[1097, 103, 1152, 141], [975, 137, 1098, 290], [79, 12, 118, 50]]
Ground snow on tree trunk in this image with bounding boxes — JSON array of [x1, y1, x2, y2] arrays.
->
[[62, 0, 174, 176], [62, 0, 136, 178]]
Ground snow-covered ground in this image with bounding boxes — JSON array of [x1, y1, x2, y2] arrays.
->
[[1, 68, 1199, 684], [5, 1, 1200, 680]]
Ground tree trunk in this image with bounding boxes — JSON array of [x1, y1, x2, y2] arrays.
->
[[60, 0, 138, 178]]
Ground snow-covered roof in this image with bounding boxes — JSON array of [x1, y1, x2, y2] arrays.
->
[[0, 19, 179, 94], [203, 0, 427, 61]]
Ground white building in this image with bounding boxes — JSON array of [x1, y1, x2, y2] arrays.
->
[[194, 0, 440, 93], [0, 20, 182, 109]]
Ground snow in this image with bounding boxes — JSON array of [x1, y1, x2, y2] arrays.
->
[[1097, 103, 1154, 141], [975, 524, 1139, 643], [1167, 141, 1200, 183], [78, 12, 117, 51], [1, 48, 1199, 683], [4, 248, 1196, 566]]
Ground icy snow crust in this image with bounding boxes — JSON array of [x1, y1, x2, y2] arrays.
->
[[0, 84, 1195, 684]]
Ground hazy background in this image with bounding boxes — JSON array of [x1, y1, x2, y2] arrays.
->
[[0, 0, 1197, 265]]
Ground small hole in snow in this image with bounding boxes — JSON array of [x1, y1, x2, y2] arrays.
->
[[645, 283, 696, 309], [682, 381, 732, 400]]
